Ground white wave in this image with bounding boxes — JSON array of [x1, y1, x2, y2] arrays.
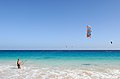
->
[[0, 64, 120, 79]]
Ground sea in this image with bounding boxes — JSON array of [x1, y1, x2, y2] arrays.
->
[[0, 50, 120, 79]]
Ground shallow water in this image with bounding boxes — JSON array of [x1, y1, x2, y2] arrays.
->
[[0, 64, 120, 79], [0, 50, 120, 79]]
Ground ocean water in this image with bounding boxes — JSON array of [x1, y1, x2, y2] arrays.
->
[[0, 50, 120, 66], [0, 50, 120, 79]]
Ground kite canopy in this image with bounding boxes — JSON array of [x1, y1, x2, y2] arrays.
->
[[86, 25, 91, 38], [110, 41, 112, 44]]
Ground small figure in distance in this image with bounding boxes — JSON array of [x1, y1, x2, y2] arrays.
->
[[17, 59, 21, 69]]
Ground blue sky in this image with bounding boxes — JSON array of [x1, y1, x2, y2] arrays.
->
[[0, 0, 120, 50]]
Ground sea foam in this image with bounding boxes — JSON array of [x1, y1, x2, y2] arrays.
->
[[0, 64, 120, 79]]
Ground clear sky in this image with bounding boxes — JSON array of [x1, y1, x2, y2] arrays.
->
[[0, 0, 120, 50]]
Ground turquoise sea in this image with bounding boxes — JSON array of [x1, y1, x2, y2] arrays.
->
[[0, 50, 120, 79], [0, 50, 120, 66]]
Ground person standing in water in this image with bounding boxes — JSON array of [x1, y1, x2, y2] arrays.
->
[[17, 59, 21, 69]]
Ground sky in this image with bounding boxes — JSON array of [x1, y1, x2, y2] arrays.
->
[[0, 0, 120, 50]]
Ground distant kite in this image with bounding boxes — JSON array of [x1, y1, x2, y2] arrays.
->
[[86, 25, 92, 38], [110, 41, 112, 44]]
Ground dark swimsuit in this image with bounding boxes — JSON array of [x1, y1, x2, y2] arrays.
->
[[17, 62, 20, 69]]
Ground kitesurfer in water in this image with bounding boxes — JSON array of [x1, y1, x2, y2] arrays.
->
[[17, 59, 21, 69]]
